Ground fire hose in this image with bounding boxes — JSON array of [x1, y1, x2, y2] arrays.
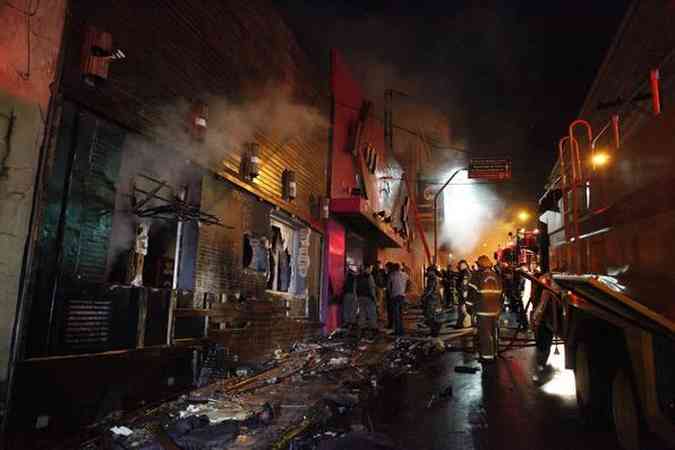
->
[[498, 271, 564, 356]]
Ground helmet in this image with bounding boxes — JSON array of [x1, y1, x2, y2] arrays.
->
[[477, 255, 493, 270]]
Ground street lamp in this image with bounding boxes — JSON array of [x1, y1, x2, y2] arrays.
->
[[517, 210, 530, 223], [591, 151, 610, 169]]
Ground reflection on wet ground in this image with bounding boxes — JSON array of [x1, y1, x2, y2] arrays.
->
[[363, 340, 622, 450]]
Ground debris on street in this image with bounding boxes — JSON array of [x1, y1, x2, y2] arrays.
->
[[454, 365, 480, 374], [97, 319, 469, 450]]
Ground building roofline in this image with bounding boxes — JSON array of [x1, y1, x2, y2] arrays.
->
[[578, 0, 640, 117]]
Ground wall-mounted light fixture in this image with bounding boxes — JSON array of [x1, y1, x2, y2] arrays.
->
[[282, 169, 297, 201], [321, 197, 330, 219], [189, 101, 208, 140], [81, 26, 125, 87], [240, 143, 261, 181]]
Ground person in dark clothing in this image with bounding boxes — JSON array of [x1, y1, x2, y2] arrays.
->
[[455, 260, 472, 328], [384, 262, 395, 329], [422, 265, 443, 336], [373, 261, 388, 325], [342, 266, 359, 330], [513, 263, 530, 330], [387, 263, 408, 336], [441, 264, 456, 309], [356, 265, 378, 340]]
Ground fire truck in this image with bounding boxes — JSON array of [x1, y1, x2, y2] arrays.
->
[[536, 3, 675, 449], [494, 228, 540, 269]]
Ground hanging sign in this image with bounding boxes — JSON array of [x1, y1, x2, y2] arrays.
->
[[468, 158, 512, 180]]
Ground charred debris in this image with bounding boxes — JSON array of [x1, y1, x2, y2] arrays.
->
[[82, 305, 470, 450]]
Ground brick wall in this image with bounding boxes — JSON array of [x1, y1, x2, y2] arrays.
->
[[194, 175, 323, 361], [220, 323, 320, 362], [210, 306, 320, 362], [195, 175, 271, 302]]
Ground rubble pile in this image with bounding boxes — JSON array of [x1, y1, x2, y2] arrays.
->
[[99, 329, 459, 450]]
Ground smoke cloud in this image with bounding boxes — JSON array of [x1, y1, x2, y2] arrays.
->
[[105, 84, 328, 273], [440, 170, 517, 263], [149, 85, 328, 173]]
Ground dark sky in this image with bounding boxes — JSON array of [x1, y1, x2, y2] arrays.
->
[[278, 0, 631, 210]]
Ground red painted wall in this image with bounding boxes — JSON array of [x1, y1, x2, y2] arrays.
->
[[329, 50, 389, 214], [0, 0, 66, 107], [324, 219, 345, 331]]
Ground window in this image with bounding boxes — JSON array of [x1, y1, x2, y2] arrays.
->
[[267, 217, 311, 297]]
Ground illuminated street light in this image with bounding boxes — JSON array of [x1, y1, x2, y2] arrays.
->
[[517, 210, 530, 222], [591, 151, 610, 169]]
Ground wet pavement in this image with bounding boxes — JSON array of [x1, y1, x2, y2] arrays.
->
[[364, 343, 623, 450]]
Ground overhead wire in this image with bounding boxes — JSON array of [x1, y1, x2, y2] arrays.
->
[[3, 0, 39, 16], [333, 99, 468, 154], [4, 0, 41, 80]]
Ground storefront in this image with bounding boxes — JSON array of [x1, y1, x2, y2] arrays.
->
[[324, 50, 413, 331]]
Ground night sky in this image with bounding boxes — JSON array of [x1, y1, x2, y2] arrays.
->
[[279, 0, 631, 211]]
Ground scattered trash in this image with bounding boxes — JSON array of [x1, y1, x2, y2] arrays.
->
[[328, 357, 350, 367], [167, 416, 241, 448], [455, 365, 480, 374], [426, 385, 453, 408], [236, 367, 253, 377], [110, 426, 133, 437], [106, 310, 455, 450]]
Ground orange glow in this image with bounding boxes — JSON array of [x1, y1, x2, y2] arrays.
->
[[591, 151, 610, 168]]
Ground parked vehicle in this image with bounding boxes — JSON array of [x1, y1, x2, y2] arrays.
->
[[537, 4, 675, 448]]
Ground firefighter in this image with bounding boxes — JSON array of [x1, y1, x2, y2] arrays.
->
[[455, 260, 472, 328], [468, 255, 504, 362], [441, 264, 456, 309], [513, 262, 530, 330], [531, 269, 563, 380], [422, 265, 443, 337]]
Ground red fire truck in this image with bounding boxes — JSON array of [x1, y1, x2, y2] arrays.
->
[[494, 228, 540, 269], [537, 4, 675, 449]]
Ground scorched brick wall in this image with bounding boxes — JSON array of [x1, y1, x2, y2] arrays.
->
[[195, 175, 271, 302]]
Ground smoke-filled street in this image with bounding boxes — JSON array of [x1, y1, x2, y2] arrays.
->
[[1, 1, 675, 450]]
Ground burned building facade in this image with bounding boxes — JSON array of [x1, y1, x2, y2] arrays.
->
[[0, 0, 424, 444], [1, 0, 331, 441]]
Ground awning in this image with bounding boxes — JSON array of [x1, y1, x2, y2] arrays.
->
[[330, 197, 405, 248]]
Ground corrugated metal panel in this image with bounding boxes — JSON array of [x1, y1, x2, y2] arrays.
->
[[219, 129, 328, 229], [62, 299, 113, 351]]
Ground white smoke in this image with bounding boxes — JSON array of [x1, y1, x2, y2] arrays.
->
[[440, 170, 507, 260]]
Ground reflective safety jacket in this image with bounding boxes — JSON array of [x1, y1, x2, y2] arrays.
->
[[467, 269, 503, 316]]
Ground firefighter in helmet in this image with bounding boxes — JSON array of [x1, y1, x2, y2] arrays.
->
[[455, 260, 472, 328], [422, 265, 443, 337], [467, 255, 504, 362]]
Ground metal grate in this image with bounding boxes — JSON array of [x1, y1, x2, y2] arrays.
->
[[62, 299, 113, 351]]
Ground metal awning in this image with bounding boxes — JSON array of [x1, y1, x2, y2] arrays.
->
[[330, 197, 406, 248]]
